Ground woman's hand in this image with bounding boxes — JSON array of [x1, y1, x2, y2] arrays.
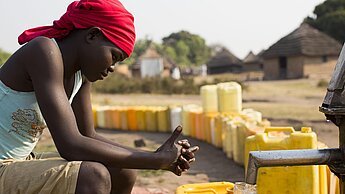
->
[[177, 139, 199, 172], [155, 126, 199, 176]]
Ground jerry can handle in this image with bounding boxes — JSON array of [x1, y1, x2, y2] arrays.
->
[[184, 188, 217, 193], [264, 127, 295, 133]]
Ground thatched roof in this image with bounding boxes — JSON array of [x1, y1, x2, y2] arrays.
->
[[243, 51, 262, 64], [141, 46, 161, 59], [263, 23, 342, 58], [207, 48, 241, 67], [132, 45, 174, 69]]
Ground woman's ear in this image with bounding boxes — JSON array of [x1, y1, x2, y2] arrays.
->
[[85, 27, 103, 43]]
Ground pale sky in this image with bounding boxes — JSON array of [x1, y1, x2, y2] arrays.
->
[[0, 0, 325, 59]]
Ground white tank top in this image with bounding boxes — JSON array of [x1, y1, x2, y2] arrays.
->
[[0, 39, 83, 160]]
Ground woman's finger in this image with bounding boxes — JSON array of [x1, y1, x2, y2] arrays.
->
[[178, 155, 191, 170], [177, 140, 190, 149]]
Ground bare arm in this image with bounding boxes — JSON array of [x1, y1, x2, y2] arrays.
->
[[26, 38, 176, 170], [71, 79, 139, 152], [71, 78, 199, 175]]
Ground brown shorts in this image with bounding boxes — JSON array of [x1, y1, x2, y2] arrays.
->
[[0, 152, 81, 194]]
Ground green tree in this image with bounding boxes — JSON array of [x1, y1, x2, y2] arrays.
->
[[162, 30, 211, 67], [305, 0, 345, 43], [0, 48, 11, 66]]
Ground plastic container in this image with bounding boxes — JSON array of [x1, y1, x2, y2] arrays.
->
[[119, 108, 128, 130], [127, 108, 138, 131], [175, 182, 234, 194], [214, 115, 225, 148], [245, 127, 327, 194], [217, 82, 242, 113], [96, 106, 108, 129], [157, 106, 170, 133], [231, 116, 262, 166], [318, 141, 339, 194], [170, 106, 182, 132], [204, 113, 218, 144], [135, 107, 146, 131], [222, 118, 233, 159], [189, 107, 202, 139], [182, 104, 200, 136], [110, 107, 121, 129], [104, 108, 115, 129], [200, 85, 218, 113], [241, 109, 262, 123], [195, 111, 205, 141], [92, 105, 99, 128], [145, 107, 158, 132]]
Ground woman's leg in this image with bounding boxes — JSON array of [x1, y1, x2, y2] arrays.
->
[[75, 161, 112, 194], [75, 161, 137, 194], [107, 167, 137, 194]]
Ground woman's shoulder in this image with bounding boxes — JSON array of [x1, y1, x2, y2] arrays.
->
[[16, 37, 63, 67], [23, 36, 60, 55]]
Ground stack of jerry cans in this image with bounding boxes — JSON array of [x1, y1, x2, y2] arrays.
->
[[245, 127, 328, 194]]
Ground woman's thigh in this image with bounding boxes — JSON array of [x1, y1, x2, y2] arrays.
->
[[0, 158, 81, 194]]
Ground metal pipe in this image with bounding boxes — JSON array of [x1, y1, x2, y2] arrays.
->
[[245, 148, 342, 185]]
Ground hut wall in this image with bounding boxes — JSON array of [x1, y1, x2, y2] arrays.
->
[[263, 58, 279, 80], [242, 63, 262, 72], [286, 56, 304, 79], [304, 56, 338, 79]]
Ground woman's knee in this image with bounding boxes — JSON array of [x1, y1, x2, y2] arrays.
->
[[119, 169, 137, 184], [76, 161, 111, 194]]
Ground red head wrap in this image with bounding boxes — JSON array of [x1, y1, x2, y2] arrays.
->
[[18, 0, 136, 56]]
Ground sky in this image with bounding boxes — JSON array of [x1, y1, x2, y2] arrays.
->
[[0, 0, 325, 59]]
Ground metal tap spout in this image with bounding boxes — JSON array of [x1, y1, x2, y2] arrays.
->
[[246, 148, 342, 185]]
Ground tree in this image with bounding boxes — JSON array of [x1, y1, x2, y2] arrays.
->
[[305, 0, 345, 43], [162, 31, 211, 67], [0, 48, 11, 66]]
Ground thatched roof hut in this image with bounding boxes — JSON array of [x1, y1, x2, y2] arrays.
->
[[206, 48, 242, 74], [263, 23, 341, 58], [262, 23, 342, 80]]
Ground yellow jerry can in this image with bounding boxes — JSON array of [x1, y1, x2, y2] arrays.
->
[[204, 113, 219, 144], [200, 84, 218, 113], [127, 108, 138, 131], [157, 106, 170, 133], [119, 108, 128, 130], [145, 107, 158, 132], [217, 82, 242, 113], [175, 182, 234, 194], [245, 127, 328, 194], [111, 107, 122, 130], [135, 107, 146, 131]]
